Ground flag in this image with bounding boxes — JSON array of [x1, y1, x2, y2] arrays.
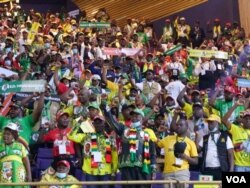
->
[[80, 22, 110, 28], [0, 80, 46, 94], [189, 49, 228, 59]]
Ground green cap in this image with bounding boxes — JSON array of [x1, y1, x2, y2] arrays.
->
[[88, 102, 100, 110], [130, 108, 144, 117], [179, 73, 188, 79]]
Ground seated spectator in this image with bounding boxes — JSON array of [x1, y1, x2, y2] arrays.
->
[[39, 160, 80, 188]]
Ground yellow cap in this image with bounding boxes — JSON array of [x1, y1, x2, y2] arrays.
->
[[207, 114, 221, 124]]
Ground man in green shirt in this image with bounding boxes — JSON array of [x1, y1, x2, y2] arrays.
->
[[0, 93, 45, 146], [209, 86, 246, 129]]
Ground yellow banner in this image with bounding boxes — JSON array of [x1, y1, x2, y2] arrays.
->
[[189, 49, 228, 59], [28, 22, 40, 41], [0, 0, 12, 3]]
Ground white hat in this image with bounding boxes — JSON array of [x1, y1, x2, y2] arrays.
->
[[21, 29, 29, 33], [91, 74, 101, 80], [180, 17, 186, 21], [5, 122, 19, 131]]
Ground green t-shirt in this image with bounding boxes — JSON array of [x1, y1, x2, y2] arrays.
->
[[0, 115, 35, 144], [214, 99, 245, 130], [214, 99, 244, 120], [137, 32, 148, 45]]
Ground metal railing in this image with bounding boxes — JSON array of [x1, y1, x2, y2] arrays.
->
[[0, 180, 222, 187]]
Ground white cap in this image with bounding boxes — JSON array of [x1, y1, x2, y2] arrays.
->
[[180, 17, 185, 21], [5, 122, 19, 131], [21, 29, 28, 33], [91, 74, 101, 80]]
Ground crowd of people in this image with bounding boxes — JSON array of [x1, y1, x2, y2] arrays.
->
[[0, 2, 250, 188]]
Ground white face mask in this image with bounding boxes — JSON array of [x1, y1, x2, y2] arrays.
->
[[5, 60, 11, 66], [131, 121, 141, 129], [210, 127, 218, 133], [55, 172, 67, 179]]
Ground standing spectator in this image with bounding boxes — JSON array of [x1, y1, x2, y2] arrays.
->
[[209, 86, 245, 123], [0, 93, 45, 146], [176, 17, 191, 47], [133, 69, 161, 101], [68, 116, 118, 188], [102, 106, 157, 188], [222, 100, 250, 172], [0, 123, 32, 184], [39, 110, 78, 175], [162, 19, 176, 43], [190, 21, 205, 48], [198, 114, 234, 180], [193, 57, 217, 90], [158, 111, 198, 188]]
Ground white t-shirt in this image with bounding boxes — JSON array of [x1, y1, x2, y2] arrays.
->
[[199, 133, 233, 168], [164, 80, 185, 101]]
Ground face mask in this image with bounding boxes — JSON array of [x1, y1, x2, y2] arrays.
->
[[72, 49, 78, 54], [5, 47, 12, 53], [147, 58, 152, 63], [210, 127, 218, 133], [5, 60, 11, 66], [129, 97, 135, 101], [131, 121, 141, 129], [56, 172, 67, 179], [44, 43, 50, 49]]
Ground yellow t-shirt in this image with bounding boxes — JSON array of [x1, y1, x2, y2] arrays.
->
[[229, 124, 250, 167], [39, 173, 80, 188], [157, 135, 198, 173], [144, 128, 157, 142], [183, 103, 210, 118]]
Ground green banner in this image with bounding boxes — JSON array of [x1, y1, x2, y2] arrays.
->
[[0, 80, 46, 93], [189, 49, 228, 59], [163, 44, 182, 56], [79, 22, 110, 28]]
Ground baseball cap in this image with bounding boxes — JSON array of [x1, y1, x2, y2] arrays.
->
[[56, 110, 69, 121], [130, 108, 144, 117], [4, 122, 19, 131], [206, 114, 221, 124], [191, 90, 200, 96], [166, 95, 174, 100], [91, 74, 101, 81], [10, 101, 24, 111], [88, 102, 100, 110], [57, 160, 70, 168], [180, 17, 186, 21], [243, 110, 250, 117], [224, 86, 235, 94], [193, 102, 203, 108], [93, 115, 105, 121]]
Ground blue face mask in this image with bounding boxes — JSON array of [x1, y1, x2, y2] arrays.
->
[[72, 49, 78, 54], [56, 172, 67, 179], [5, 47, 12, 53], [44, 43, 51, 49], [131, 121, 141, 129]]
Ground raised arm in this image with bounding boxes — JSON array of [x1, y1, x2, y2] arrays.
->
[[101, 103, 125, 136], [177, 86, 187, 108], [32, 92, 45, 123], [209, 86, 223, 108], [101, 65, 108, 85], [221, 100, 243, 130]]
